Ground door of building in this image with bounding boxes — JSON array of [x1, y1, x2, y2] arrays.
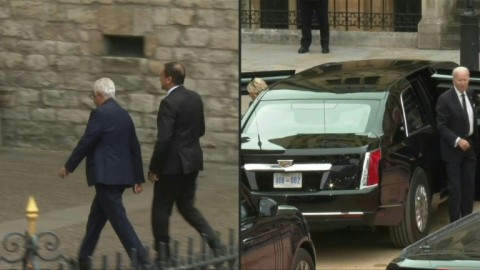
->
[[260, 0, 289, 29]]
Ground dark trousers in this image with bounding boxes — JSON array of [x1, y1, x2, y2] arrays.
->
[[299, 0, 330, 48], [78, 184, 148, 263], [445, 148, 476, 222], [151, 172, 218, 254]]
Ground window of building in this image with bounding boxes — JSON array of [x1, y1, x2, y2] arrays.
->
[[104, 35, 144, 57]]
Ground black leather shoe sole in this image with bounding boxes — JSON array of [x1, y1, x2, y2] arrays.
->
[[322, 47, 330, 53]]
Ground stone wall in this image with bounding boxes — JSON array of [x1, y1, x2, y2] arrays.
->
[[0, 0, 239, 164]]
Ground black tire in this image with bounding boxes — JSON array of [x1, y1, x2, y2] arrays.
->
[[389, 168, 431, 247], [292, 248, 315, 270]]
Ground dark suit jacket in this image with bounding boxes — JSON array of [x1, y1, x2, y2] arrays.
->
[[149, 86, 205, 175], [65, 98, 144, 186], [436, 87, 478, 162]]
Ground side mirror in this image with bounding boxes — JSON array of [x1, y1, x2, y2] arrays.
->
[[258, 197, 278, 217]]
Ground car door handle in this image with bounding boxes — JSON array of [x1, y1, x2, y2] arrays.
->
[[242, 238, 253, 245], [392, 152, 417, 162]]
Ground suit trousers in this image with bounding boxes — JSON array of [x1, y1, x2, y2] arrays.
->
[[299, 0, 329, 48], [151, 172, 218, 254], [78, 184, 148, 263], [445, 147, 476, 222]]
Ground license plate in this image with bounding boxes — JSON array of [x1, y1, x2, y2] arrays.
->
[[273, 173, 302, 188]]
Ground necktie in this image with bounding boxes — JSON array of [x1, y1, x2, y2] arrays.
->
[[462, 93, 470, 136]]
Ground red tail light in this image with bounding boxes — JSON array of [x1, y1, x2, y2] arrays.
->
[[367, 149, 381, 186]]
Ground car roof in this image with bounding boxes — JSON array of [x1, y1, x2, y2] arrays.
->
[[265, 59, 458, 98]]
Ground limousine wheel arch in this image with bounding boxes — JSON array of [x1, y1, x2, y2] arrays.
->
[[389, 168, 431, 248]]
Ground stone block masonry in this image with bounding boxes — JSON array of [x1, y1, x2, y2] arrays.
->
[[0, 0, 239, 164]]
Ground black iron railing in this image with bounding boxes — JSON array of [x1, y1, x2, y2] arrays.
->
[[0, 229, 238, 270], [241, 0, 421, 32]]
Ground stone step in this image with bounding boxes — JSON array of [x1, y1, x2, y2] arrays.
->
[[241, 28, 417, 48], [441, 35, 460, 50]]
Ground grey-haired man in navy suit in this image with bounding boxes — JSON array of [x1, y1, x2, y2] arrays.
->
[[58, 78, 150, 269]]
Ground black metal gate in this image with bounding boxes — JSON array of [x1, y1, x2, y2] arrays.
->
[[260, 0, 289, 29], [241, 0, 422, 32], [393, 0, 421, 32], [0, 230, 238, 270]]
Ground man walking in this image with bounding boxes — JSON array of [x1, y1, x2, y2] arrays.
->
[[298, 0, 330, 54], [58, 78, 150, 269], [148, 62, 223, 263], [436, 66, 478, 223]]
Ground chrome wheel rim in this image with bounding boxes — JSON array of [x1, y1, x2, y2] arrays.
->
[[295, 260, 311, 270], [414, 184, 428, 232]]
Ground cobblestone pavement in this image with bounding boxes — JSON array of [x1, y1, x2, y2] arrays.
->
[[0, 147, 238, 269]]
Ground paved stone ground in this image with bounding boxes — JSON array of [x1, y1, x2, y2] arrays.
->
[[0, 147, 238, 269]]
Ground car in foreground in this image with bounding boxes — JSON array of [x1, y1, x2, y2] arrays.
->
[[387, 211, 480, 269], [240, 183, 316, 269], [241, 59, 480, 247]]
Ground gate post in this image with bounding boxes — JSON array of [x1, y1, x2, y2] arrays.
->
[[418, 0, 457, 49], [25, 196, 39, 270], [460, 0, 479, 71]]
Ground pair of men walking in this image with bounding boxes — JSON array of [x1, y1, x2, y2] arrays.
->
[[58, 62, 222, 269]]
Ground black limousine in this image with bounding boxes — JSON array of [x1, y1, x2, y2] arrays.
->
[[241, 59, 480, 247]]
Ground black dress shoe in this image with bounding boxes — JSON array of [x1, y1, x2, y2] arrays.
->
[[298, 46, 309, 54], [138, 263, 153, 270], [322, 47, 330, 54], [78, 257, 91, 270]]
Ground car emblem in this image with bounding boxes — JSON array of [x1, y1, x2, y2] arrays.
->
[[278, 160, 293, 168]]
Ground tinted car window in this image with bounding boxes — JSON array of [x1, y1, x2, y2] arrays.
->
[[401, 86, 427, 134], [401, 213, 480, 261], [242, 99, 381, 150]]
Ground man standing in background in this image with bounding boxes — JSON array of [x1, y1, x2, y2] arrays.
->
[[298, 0, 330, 54]]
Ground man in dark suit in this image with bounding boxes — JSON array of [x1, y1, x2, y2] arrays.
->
[[58, 78, 149, 269], [148, 62, 223, 262], [298, 0, 330, 54], [436, 66, 478, 223]]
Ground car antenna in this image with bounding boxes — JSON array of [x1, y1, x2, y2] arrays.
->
[[254, 109, 262, 150], [322, 100, 327, 138]]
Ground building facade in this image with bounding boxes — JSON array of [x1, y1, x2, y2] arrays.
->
[[0, 0, 239, 164], [241, 0, 465, 49]]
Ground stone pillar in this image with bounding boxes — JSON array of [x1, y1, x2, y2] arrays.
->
[[460, 12, 479, 70], [418, 0, 457, 49], [289, 0, 297, 31]]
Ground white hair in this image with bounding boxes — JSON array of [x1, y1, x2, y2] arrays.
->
[[93, 78, 115, 98], [452, 66, 470, 78]]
